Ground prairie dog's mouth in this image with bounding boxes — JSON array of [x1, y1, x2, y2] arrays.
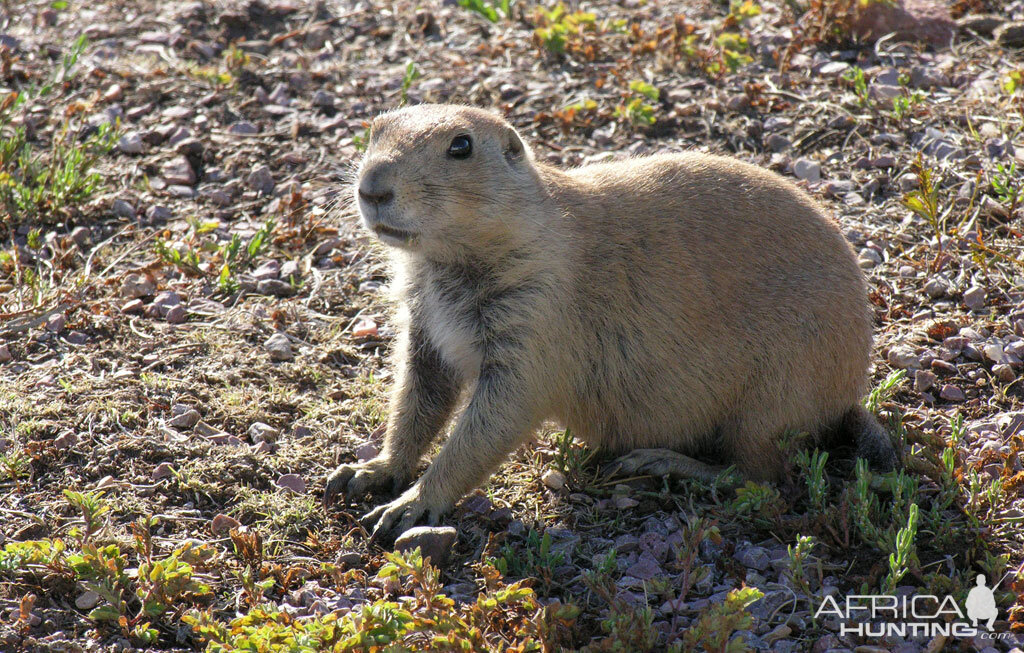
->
[[371, 223, 417, 246]]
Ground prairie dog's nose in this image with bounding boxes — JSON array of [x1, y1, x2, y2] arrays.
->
[[358, 185, 393, 206], [358, 166, 394, 206]]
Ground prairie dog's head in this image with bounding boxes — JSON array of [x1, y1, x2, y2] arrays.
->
[[355, 104, 537, 256]]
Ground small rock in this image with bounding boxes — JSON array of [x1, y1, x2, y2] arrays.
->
[[766, 134, 791, 153], [851, 0, 955, 46], [995, 21, 1024, 48], [152, 462, 175, 480], [352, 318, 378, 339], [280, 260, 301, 279], [144, 205, 172, 225], [70, 226, 91, 249], [112, 199, 136, 219], [246, 165, 275, 195], [264, 332, 293, 361], [958, 14, 1005, 37], [168, 409, 201, 429], [924, 278, 947, 298], [53, 431, 77, 449], [257, 278, 295, 297], [248, 422, 280, 444], [0, 343, 10, 363], [252, 260, 281, 281], [121, 299, 144, 314], [162, 156, 196, 185], [75, 591, 101, 611], [963, 285, 986, 311], [121, 273, 155, 299], [394, 526, 458, 567], [355, 442, 379, 462], [793, 158, 821, 182], [734, 545, 771, 571], [858, 247, 882, 267], [165, 304, 187, 324], [229, 121, 259, 135], [312, 89, 335, 107], [275, 474, 306, 494], [336, 551, 361, 567], [542, 469, 566, 490], [914, 369, 937, 392], [823, 180, 855, 198], [764, 624, 792, 644], [939, 384, 965, 402], [64, 331, 88, 345], [118, 132, 145, 154], [994, 364, 1016, 383], [624, 554, 664, 580], [888, 345, 921, 370], [46, 313, 65, 333], [614, 495, 639, 509], [211, 513, 241, 535]]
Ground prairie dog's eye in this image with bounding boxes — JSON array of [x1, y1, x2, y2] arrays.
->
[[447, 135, 472, 159]]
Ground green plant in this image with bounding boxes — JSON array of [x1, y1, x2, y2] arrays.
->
[[614, 80, 658, 126], [399, 60, 421, 106], [882, 503, 919, 593], [902, 155, 948, 271], [64, 489, 110, 543], [533, 3, 598, 56], [891, 90, 924, 122], [156, 217, 276, 296], [0, 447, 31, 486], [495, 528, 567, 594], [730, 481, 784, 528], [682, 586, 764, 652], [785, 535, 817, 613], [842, 66, 870, 107], [991, 162, 1022, 218], [794, 449, 829, 513], [864, 369, 906, 415], [457, 0, 511, 22]]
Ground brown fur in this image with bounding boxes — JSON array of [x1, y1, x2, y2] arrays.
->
[[324, 104, 896, 535]]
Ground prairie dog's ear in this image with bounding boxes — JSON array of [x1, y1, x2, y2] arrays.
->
[[504, 127, 525, 164]]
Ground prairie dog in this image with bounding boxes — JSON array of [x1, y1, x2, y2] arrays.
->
[[325, 104, 896, 537]]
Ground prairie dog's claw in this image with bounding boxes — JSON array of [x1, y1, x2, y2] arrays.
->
[[323, 458, 407, 505]]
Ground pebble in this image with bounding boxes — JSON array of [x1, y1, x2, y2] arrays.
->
[[118, 132, 145, 154], [229, 121, 259, 135], [858, 247, 882, 267], [46, 313, 66, 333], [766, 134, 791, 153], [793, 158, 821, 182], [336, 551, 361, 567], [355, 442, 379, 461], [247, 165, 275, 195], [887, 345, 921, 369], [394, 526, 458, 567], [252, 260, 281, 281], [151, 462, 175, 480], [211, 513, 241, 535], [248, 422, 280, 444], [823, 180, 855, 198], [994, 364, 1016, 383], [145, 205, 172, 224], [70, 226, 91, 249], [64, 331, 88, 345], [112, 199, 136, 219], [542, 469, 566, 490], [162, 156, 196, 185], [0, 343, 10, 363], [75, 591, 101, 611], [940, 384, 965, 402], [923, 278, 947, 298], [275, 474, 306, 494], [734, 544, 771, 571], [168, 409, 201, 429], [257, 278, 295, 296], [121, 274, 155, 300], [165, 304, 186, 323], [915, 369, 937, 392], [312, 89, 335, 107], [265, 333, 293, 361], [963, 285, 986, 311], [121, 299, 144, 314], [352, 318, 379, 339], [995, 21, 1024, 48]]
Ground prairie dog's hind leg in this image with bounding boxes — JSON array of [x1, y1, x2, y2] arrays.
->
[[608, 448, 728, 482]]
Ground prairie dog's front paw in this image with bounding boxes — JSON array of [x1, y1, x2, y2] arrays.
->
[[323, 457, 409, 504], [361, 484, 451, 542]]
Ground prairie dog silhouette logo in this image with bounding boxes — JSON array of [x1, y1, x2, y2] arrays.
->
[[965, 574, 998, 631]]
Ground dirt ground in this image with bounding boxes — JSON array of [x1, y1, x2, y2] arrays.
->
[[2, 0, 1024, 651]]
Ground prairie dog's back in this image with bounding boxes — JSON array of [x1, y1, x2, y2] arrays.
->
[[540, 153, 872, 458]]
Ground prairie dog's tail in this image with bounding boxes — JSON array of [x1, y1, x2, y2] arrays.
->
[[842, 405, 899, 472]]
